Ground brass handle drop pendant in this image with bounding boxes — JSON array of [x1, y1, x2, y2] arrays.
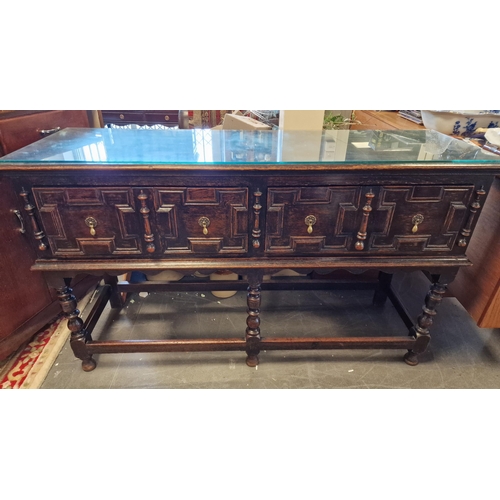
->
[[199, 216, 210, 235], [305, 215, 317, 234], [85, 217, 98, 236], [411, 214, 424, 233]]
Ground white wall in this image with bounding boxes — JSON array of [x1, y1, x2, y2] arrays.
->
[[279, 110, 325, 131]]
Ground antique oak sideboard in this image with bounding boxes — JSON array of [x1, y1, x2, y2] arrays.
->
[[1, 127, 499, 371]]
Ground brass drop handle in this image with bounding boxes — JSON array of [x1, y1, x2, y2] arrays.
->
[[305, 215, 317, 234], [411, 214, 424, 233], [199, 216, 210, 235], [85, 217, 98, 236]]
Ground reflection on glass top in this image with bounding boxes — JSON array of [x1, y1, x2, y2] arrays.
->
[[1, 127, 498, 165]]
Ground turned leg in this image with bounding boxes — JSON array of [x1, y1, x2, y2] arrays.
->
[[57, 280, 96, 372], [404, 277, 448, 366], [372, 271, 393, 307], [245, 272, 263, 367]]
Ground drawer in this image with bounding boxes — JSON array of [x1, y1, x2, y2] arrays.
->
[[265, 184, 475, 255], [32, 186, 249, 257], [368, 185, 474, 253], [265, 186, 363, 254], [144, 111, 179, 124], [101, 111, 145, 124], [32, 187, 143, 257], [152, 187, 249, 255], [0, 110, 90, 155]]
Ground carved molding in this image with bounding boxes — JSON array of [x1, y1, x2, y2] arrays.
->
[[32, 187, 141, 256]]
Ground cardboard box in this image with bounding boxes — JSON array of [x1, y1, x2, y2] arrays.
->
[[222, 113, 271, 131]]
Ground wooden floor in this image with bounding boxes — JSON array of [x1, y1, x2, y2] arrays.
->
[[351, 110, 425, 130]]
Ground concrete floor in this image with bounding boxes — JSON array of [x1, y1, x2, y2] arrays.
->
[[41, 271, 500, 389]]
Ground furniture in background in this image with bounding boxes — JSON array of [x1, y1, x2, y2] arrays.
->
[[448, 177, 500, 327], [1, 128, 499, 370], [0, 110, 97, 360], [101, 110, 189, 129], [0, 110, 92, 156]]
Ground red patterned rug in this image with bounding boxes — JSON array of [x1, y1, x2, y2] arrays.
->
[[0, 285, 99, 389], [0, 315, 63, 389]]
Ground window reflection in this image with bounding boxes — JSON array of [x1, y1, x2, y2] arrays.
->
[[44, 138, 107, 162], [193, 129, 213, 162]]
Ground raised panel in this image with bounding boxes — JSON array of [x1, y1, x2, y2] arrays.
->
[[265, 187, 361, 254], [153, 187, 248, 255], [32, 187, 142, 256], [368, 185, 474, 252]]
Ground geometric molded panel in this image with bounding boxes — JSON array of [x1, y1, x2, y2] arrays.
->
[[265, 186, 361, 254], [369, 185, 474, 253], [32, 187, 142, 256], [153, 187, 248, 255]]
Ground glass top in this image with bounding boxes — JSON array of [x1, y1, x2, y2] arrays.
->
[[1, 127, 498, 165]]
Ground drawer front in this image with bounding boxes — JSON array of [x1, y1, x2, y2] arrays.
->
[[144, 111, 179, 124], [265, 186, 363, 254], [29, 183, 474, 258], [265, 184, 474, 255], [33, 187, 143, 257], [101, 111, 145, 124], [0, 110, 90, 155], [153, 187, 249, 255], [32, 186, 249, 257], [101, 111, 179, 126], [368, 185, 474, 253]]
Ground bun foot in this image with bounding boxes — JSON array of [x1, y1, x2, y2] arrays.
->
[[82, 358, 97, 372], [403, 351, 419, 366], [246, 355, 259, 367]]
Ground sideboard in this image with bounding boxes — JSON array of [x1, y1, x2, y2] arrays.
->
[[1, 127, 499, 371]]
